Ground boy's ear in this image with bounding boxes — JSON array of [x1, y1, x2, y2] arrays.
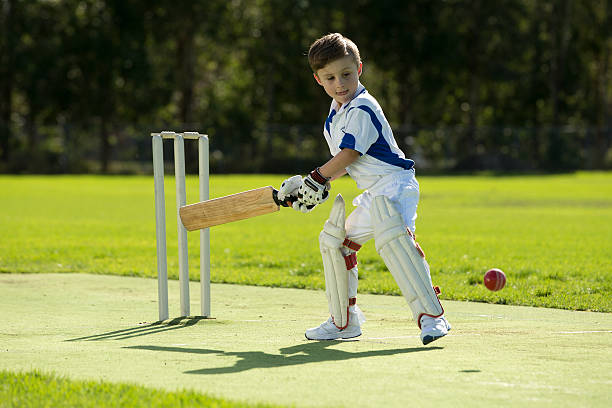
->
[[313, 72, 322, 85], [358, 62, 363, 76]]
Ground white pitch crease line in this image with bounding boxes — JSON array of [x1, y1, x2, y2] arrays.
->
[[366, 333, 481, 340], [555, 330, 612, 334], [366, 336, 419, 340]]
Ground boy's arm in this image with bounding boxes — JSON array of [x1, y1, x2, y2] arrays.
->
[[330, 169, 347, 182], [291, 148, 359, 212], [277, 148, 359, 213], [277, 148, 354, 196], [319, 148, 360, 180]]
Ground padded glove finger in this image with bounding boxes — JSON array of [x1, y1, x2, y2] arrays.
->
[[292, 201, 316, 213], [277, 175, 302, 200]]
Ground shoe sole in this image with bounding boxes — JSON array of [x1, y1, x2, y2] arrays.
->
[[305, 331, 362, 341], [421, 332, 447, 345]]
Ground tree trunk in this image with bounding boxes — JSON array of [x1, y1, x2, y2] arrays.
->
[[595, 26, 611, 168], [528, 2, 544, 168], [547, 0, 572, 168], [0, 0, 16, 164], [100, 119, 110, 173], [177, 18, 196, 128], [456, 0, 482, 169]]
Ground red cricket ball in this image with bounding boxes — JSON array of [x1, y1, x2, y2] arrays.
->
[[484, 268, 506, 291]]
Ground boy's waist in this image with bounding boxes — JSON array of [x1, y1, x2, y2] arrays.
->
[[365, 168, 415, 194]]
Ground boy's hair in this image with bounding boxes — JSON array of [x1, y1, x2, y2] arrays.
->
[[308, 33, 361, 73]]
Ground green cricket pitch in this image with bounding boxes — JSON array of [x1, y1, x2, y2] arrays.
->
[[1, 273, 610, 407]]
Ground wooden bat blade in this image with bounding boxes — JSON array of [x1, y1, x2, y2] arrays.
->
[[179, 186, 281, 231]]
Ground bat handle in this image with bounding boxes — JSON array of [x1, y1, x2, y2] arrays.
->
[[272, 189, 297, 207]]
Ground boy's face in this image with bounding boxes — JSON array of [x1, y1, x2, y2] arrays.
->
[[314, 56, 362, 107]]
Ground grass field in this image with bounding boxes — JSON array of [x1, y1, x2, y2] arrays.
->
[[0, 370, 278, 408], [1, 172, 611, 407], [1, 172, 611, 311]]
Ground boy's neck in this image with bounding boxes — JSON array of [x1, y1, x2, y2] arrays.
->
[[333, 82, 363, 111], [334, 97, 346, 111]]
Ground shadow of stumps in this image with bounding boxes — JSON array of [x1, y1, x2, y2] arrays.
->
[[65, 316, 212, 342]]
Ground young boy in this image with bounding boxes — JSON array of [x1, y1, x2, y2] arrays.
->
[[277, 33, 451, 345]]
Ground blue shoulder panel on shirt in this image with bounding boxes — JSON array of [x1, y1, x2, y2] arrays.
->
[[325, 109, 337, 136], [348, 105, 415, 170], [339, 133, 363, 155]]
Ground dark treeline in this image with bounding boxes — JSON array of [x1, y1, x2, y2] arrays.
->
[[1, 0, 610, 174]]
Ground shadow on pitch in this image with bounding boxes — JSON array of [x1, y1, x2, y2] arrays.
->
[[65, 317, 209, 342], [124, 342, 442, 374]]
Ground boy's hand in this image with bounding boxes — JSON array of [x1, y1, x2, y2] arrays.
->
[[296, 168, 330, 211], [292, 201, 317, 213], [277, 175, 302, 201]]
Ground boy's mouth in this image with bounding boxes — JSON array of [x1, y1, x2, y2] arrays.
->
[[336, 90, 349, 97]]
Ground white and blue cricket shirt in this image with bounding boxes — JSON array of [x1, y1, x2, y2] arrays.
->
[[322, 82, 414, 190]]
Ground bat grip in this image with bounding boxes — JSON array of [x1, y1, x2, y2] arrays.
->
[[272, 189, 297, 207]]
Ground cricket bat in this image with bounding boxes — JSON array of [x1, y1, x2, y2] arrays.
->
[[179, 186, 296, 231]]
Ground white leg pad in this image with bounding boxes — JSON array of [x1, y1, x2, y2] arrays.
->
[[319, 194, 350, 329], [371, 195, 443, 324]]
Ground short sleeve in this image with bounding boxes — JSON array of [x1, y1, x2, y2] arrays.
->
[[339, 105, 381, 155]]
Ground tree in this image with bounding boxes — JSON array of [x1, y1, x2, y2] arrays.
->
[[0, 0, 16, 166]]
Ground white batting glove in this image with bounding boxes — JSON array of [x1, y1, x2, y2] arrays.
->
[[277, 175, 302, 201], [292, 201, 317, 213], [296, 168, 330, 210]]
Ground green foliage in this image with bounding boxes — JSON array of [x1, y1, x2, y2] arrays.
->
[[0, 173, 610, 312], [0, 0, 610, 173], [0, 370, 280, 408]]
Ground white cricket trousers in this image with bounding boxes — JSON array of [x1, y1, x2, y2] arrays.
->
[[341, 169, 421, 298]]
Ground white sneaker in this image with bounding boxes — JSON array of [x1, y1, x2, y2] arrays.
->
[[305, 317, 362, 340], [420, 315, 451, 345]]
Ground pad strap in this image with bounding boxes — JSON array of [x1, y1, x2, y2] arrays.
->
[[344, 253, 357, 270], [343, 238, 362, 251]]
